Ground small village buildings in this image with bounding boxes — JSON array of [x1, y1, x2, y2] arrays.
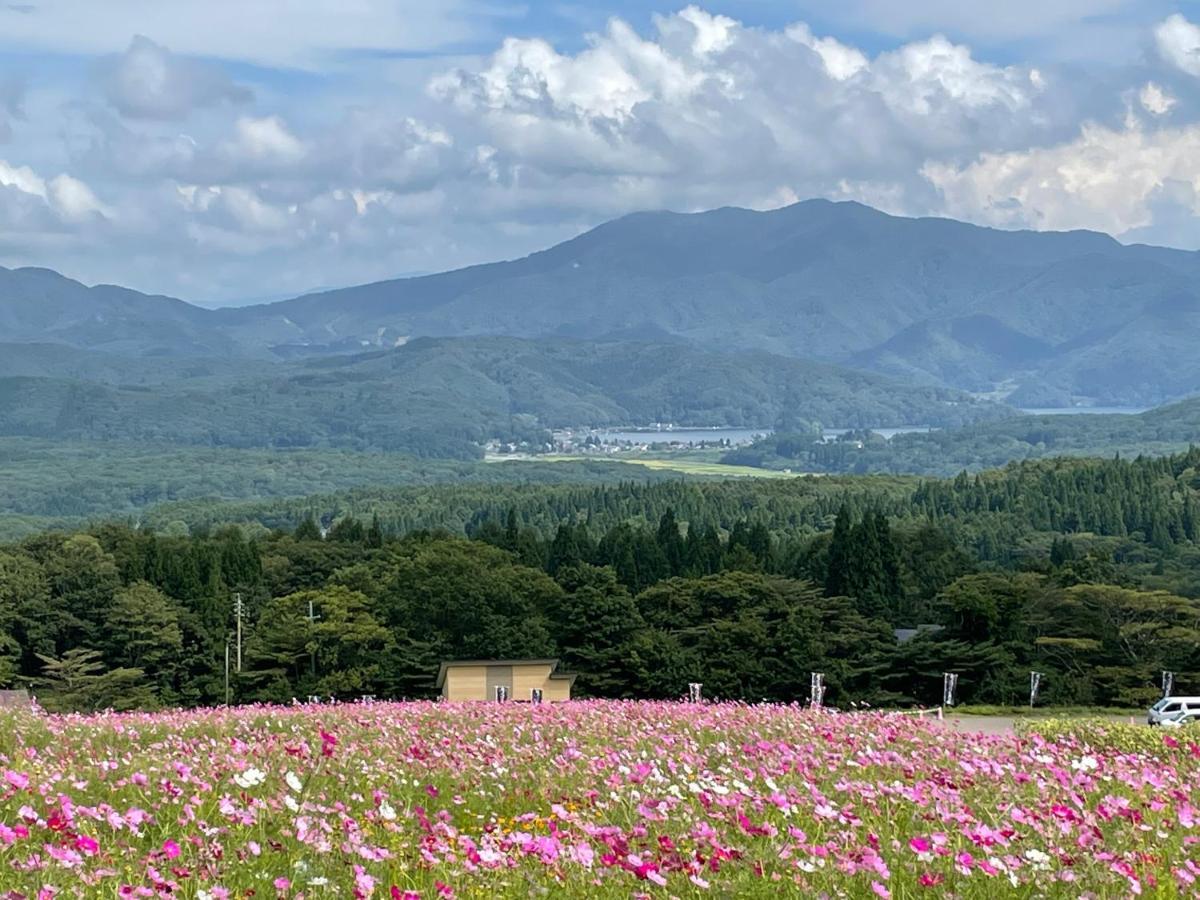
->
[[436, 659, 576, 702]]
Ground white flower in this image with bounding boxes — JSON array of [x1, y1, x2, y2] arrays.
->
[[1070, 756, 1098, 772], [1024, 848, 1051, 870], [308, 877, 329, 887], [234, 767, 266, 789], [284, 796, 300, 812], [379, 800, 396, 821], [286, 771, 304, 792]]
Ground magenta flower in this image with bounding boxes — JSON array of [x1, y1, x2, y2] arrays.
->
[[161, 839, 180, 859]]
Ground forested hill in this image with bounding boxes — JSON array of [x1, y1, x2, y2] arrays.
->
[[0, 337, 1004, 458], [725, 397, 1200, 475], [139, 448, 1200, 563], [5, 449, 1200, 712]]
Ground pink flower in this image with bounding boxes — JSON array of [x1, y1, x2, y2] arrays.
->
[[871, 882, 891, 898], [909, 837, 930, 854], [274, 877, 291, 891], [75, 835, 99, 855], [354, 865, 376, 898], [161, 839, 180, 859], [320, 729, 338, 758], [391, 889, 420, 900], [4, 770, 28, 790]]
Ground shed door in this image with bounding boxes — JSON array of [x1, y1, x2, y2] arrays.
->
[[486, 666, 513, 701]]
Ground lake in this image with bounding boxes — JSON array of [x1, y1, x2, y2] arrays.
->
[[597, 425, 933, 445], [596, 407, 1148, 448], [598, 428, 769, 445]]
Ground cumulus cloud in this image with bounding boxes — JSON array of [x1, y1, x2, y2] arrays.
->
[[785, 24, 868, 80], [924, 121, 1200, 237], [1156, 14, 1200, 77], [98, 35, 251, 120], [1139, 82, 1176, 116], [5, 6, 1200, 300], [431, 5, 1049, 194], [224, 116, 306, 165], [0, 159, 109, 235]]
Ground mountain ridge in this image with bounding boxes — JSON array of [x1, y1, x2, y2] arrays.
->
[[3, 200, 1200, 404]]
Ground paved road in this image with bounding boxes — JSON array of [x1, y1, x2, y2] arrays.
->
[[939, 714, 1143, 735]]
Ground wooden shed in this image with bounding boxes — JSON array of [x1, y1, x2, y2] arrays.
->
[[436, 659, 576, 702]]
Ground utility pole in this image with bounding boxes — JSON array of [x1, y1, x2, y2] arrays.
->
[[307, 599, 321, 677], [234, 592, 244, 673], [224, 640, 231, 706]]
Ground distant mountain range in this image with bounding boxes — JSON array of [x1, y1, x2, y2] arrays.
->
[[4, 199, 1200, 407]]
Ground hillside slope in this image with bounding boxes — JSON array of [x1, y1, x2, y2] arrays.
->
[[0, 337, 1005, 458]]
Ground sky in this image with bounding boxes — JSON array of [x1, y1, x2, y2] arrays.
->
[[2, 2, 1200, 303]]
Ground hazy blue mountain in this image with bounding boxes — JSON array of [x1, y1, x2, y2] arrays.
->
[[5, 201, 1200, 405], [217, 201, 1200, 405], [0, 266, 248, 358]]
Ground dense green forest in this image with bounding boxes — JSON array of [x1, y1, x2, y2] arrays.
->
[[0, 438, 696, 541], [4, 450, 1200, 712], [725, 399, 1200, 475]]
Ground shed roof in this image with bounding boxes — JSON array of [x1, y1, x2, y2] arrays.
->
[[436, 658, 576, 689]]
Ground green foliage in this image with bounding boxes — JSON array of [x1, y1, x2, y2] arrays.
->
[[0, 337, 1002, 466], [1017, 718, 1199, 756], [727, 403, 1200, 476], [35, 649, 154, 713], [0, 449, 1198, 711]]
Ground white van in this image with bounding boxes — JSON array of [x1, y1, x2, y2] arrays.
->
[[1148, 696, 1200, 725]]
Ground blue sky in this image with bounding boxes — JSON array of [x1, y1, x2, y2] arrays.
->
[[0, 1, 1199, 303]]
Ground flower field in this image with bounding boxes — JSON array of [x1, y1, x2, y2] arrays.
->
[[0, 703, 1197, 898]]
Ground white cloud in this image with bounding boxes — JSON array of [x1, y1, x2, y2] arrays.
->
[[924, 121, 1200, 237], [47, 173, 110, 222], [432, 9, 1048, 190], [1, 6, 1200, 301], [1155, 13, 1200, 77], [785, 24, 868, 81], [873, 36, 1036, 115], [224, 116, 306, 165], [99, 35, 251, 120], [0, 158, 45, 198], [1139, 82, 1176, 116], [0, 159, 109, 233]]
